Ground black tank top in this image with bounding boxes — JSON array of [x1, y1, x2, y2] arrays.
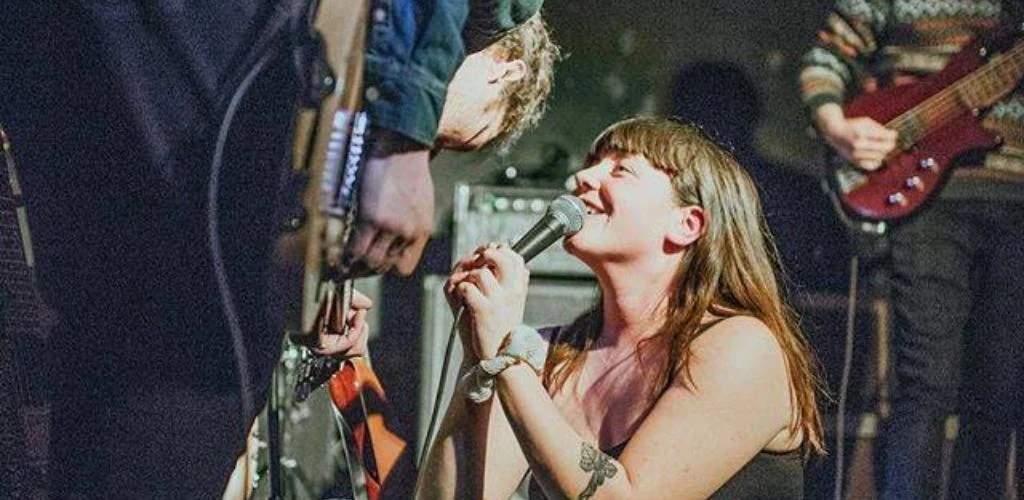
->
[[527, 321, 805, 498], [526, 442, 804, 499]]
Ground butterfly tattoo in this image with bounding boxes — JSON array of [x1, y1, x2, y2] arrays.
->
[[578, 442, 618, 499]]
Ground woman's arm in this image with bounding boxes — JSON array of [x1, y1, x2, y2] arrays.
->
[[415, 356, 532, 499], [495, 316, 796, 500], [416, 243, 537, 499]]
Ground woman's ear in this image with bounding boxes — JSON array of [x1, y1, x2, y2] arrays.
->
[[666, 205, 705, 248]]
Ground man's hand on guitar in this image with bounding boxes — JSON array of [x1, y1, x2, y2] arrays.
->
[[814, 102, 899, 171], [310, 288, 373, 359], [344, 129, 435, 278]]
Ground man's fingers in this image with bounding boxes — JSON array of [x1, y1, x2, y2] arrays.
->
[[852, 157, 884, 171], [346, 291, 371, 330], [859, 126, 898, 142], [311, 332, 354, 357], [343, 224, 401, 278], [364, 232, 399, 275], [350, 289, 373, 310], [394, 235, 429, 276], [343, 222, 377, 273], [349, 307, 368, 329]]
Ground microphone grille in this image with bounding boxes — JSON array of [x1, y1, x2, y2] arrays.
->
[[548, 194, 586, 234]]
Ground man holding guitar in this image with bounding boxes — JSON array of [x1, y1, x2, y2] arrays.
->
[[1, 0, 554, 498], [342, 0, 552, 280], [278, 11, 560, 499], [800, 1, 1023, 497]]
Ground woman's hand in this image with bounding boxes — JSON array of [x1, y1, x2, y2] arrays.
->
[[444, 243, 530, 359]]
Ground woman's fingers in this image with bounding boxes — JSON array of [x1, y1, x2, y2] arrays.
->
[[457, 281, 486, 312], [466, 267, 499, 296], [479, 246, 527, 286]]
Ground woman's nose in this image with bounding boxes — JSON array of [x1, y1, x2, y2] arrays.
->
[[572, 167, 601, 194]]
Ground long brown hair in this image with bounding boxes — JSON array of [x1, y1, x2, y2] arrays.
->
[[544, 116, 825, 453]]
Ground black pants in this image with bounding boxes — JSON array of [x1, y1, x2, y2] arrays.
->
[[881, 197, 1024, 499]]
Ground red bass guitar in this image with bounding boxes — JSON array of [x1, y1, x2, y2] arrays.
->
[[826, 22, 1023, 222]]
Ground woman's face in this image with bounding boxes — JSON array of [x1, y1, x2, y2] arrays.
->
[[564, 152, 681, 262]]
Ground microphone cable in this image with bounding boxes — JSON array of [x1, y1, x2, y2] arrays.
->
[[819, 175, 884, 500], [419, 305, 465, 469]]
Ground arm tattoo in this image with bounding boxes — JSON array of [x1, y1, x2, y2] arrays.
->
[[577, 442, 618, 499]]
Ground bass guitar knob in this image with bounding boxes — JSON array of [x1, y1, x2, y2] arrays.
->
[[887, 192, 908, 207]]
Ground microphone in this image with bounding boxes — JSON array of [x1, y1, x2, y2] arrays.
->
[[510, 194, 587, 263]]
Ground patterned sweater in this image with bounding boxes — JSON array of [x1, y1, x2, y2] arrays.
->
[[799, 0, 1024, 199]]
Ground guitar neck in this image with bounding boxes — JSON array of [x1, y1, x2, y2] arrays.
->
[[1, 129, 40, 318], [890, 41, 1024, 146], [1, 126, 46, 406]]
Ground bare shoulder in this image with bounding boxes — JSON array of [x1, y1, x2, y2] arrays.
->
[[684, 316, 788, 385], [695, 315, 779, 349]]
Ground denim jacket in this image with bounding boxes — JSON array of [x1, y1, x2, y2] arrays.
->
[[363, 0, 543, 147]]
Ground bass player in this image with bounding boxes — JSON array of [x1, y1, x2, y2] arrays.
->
[[800, 1, 1023, 497]]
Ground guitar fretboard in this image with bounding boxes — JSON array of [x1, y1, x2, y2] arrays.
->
[[891, 39, 1024, 146]]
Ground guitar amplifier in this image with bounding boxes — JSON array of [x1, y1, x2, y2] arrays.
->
[[451, 183, 593, 278]]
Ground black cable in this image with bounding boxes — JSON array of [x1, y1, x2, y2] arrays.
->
[[419, 306, 465, 469], [833, 254, 860, 500], [207, 49, 275, 432]]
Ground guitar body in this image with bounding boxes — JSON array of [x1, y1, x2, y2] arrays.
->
[[328, 359, 408, 500], [828, 23, 1022, 221]]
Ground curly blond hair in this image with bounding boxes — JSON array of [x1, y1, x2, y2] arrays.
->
[[488, 13, 562, 153]]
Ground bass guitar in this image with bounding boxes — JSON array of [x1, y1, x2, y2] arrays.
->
[[826, 22, 1023, 222]]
